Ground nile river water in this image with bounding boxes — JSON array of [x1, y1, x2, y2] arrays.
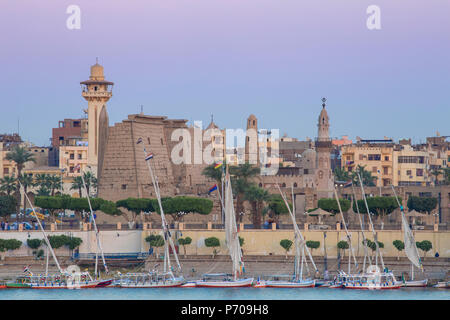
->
[[0, 287, 448, 300]]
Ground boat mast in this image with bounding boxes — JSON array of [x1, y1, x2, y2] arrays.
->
[[80, 170, 108, 278], [391, 185, 424, 279], [357, 172, 385, 271], [140, 144, 182, 275], [277, 184, 318, 276], [291, 185, 301, 281], [351, 184, 371, 271], [332, 187, 358, 273], [21, 183, 63, 274]]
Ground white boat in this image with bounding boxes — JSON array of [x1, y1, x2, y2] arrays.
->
[[433, 281, 449, 288], [196, 274, 254, 288], [343, 265, 401, 290], [194, 166, 253, 288], [117, 272, 184, 288], [264, 275, 315, 288], [402, 279, 428, 287], [180, 281, 197, 288]]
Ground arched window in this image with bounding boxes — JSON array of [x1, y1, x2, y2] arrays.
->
[[259, 183, 262, 187], [293, 182, 298, 188], [282, 183, 286, 187]]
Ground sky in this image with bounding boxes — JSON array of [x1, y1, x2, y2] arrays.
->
[[0, 0, 449, 147]]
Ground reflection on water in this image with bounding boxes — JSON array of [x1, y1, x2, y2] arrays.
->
[[0, 287, 448, 300]]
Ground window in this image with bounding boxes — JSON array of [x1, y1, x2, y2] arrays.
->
[[161, 138, 164, 145], [304, 169, 309, 174], [121, 184, 127, 190], [359, 154, 364, 160], [70, 153, 74, 160], [384, 156, 389, 161], [147, 137, 151, 145], [3, 168, 9, 175], [416, 169, 423, 177], [372, 167, 377, 173], [383, 167, 389, 175], [406, 170, 412, 176], [398, 156, 425, 164], [368, 154, 381, 161], [293, 182, 298, 188], [78, 154, 82, 160], [69, 166, 74, 173]]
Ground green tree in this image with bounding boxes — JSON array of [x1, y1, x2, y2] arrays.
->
[[0, 195, 17, 217], [150, 196, 213, 222], [178, 237, 192, 257], [266, 194, 291, 224], [416, 240, 432, 258], [47, 175, 62, 196], [145, 234, 165, 256], [0, 239, 22, 252], [306, 240, 320, 256], [65, 237, 83, 250], [392, 240, 404, 260], [244, 186, 270, 229], [18, 174, 33, 215], [71, 176, 84, 198], [0, 176, 17, 196], [407, 196, 438, 214], [351, 165, 376, 186], [353, 196, 401, 224], [280, 239, 293, 259], [26, 239, 42, 250], [239, 236, 244, 247], [318, 198, 351, 215], [204, 237, 221, 258], [430, 169, 441, 186], [47, 235, 69, 249], [116, 198, 155, 224], [337, 240, 349, 257], [334, 167, 350, 182], [230, 163, 260, 222], [5, 146, 36, 213]]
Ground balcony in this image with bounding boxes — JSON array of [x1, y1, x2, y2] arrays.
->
[[81, 91, 112, 99]]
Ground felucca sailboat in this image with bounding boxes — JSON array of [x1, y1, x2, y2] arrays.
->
[[391, 186, 427, 287], [6, 181, 112, 289], [117, 140, 184, 287], [195, 165, 254, 287]]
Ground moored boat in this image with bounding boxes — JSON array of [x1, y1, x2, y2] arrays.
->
[[343, 265, 401, 290], [195, 274, 254, 288], [118, 272, 184, 288]]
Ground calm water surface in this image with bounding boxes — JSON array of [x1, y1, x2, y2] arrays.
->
[[1, 287, 448, 300]]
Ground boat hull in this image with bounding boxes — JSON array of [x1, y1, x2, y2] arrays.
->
[[344, 283, 401, 290], [28, 279, 113, 289], [195, 278, 254, 288], [403, 280, 428, 287], [265, 280, 315, 288], [119, 279, 184, 288]]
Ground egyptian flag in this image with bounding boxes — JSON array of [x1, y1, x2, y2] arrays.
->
[[208, 184, 218, 194], [136, 137, 143, 144], [74, 163, 81, 172], [145, 152, 154, 161]]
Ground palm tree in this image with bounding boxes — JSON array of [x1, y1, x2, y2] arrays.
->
[[18, 174, 33, 215], [82, 172, 97, 197], [229, 163, 260, 222], [334, 167, 350, 182], [0, 175, 17, 195], [47, 175, 62, 196], [34, 173, 51, 190], [5, 146, 36, 213], [351, 165, 376, 186], [244, 185, 270, 229], [202, 163, 225, 213], [71, 176, 84, 197]]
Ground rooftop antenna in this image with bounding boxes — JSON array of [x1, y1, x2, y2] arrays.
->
[[322, 97, 326, 109], [140, 105, 144, 115]]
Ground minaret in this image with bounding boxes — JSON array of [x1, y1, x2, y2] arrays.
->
[[245, 114, 259, 165], [80, 60, 113, 176], [315, 98, 333, 199]]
